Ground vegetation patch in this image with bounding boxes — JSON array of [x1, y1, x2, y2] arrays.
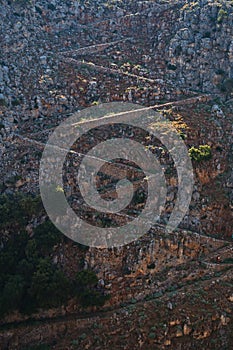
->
[[0, 193, 109, 317], [188, 145, 212, 162]]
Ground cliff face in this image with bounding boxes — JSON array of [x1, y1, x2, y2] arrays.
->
[[0, 1, 232, 349]]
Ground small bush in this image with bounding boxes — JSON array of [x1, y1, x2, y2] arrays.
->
[[148, 332, 156, 339], [215, 69, 225, 75], [189, 145, 212, 162], [167, 63, 177, 71], [29, 258, 70, 308], [217, 8, 228, 23], [73, 270, 109, 307], [33, 220, 62, 255], [0, 98, 7, 106]]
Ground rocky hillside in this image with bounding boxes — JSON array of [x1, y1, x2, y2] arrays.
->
[[0, 0, 232, 235], [0, 0, 232, 349], [0, 0, 233, 116]]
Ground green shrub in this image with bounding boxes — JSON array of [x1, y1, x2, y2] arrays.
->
[[217, 8, 228, 23], [167, 63, 177, 71], [73, 270, 109, 307], [29, 258, 70, 309], [0, 98, 7, 106], [33, 220, 62, 255], [148, 332, 156, 339], [0, 275, 25, 315], [0, 193, 43, 229], [188, 145, 212, 162], [12, 98, 21, 106]]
